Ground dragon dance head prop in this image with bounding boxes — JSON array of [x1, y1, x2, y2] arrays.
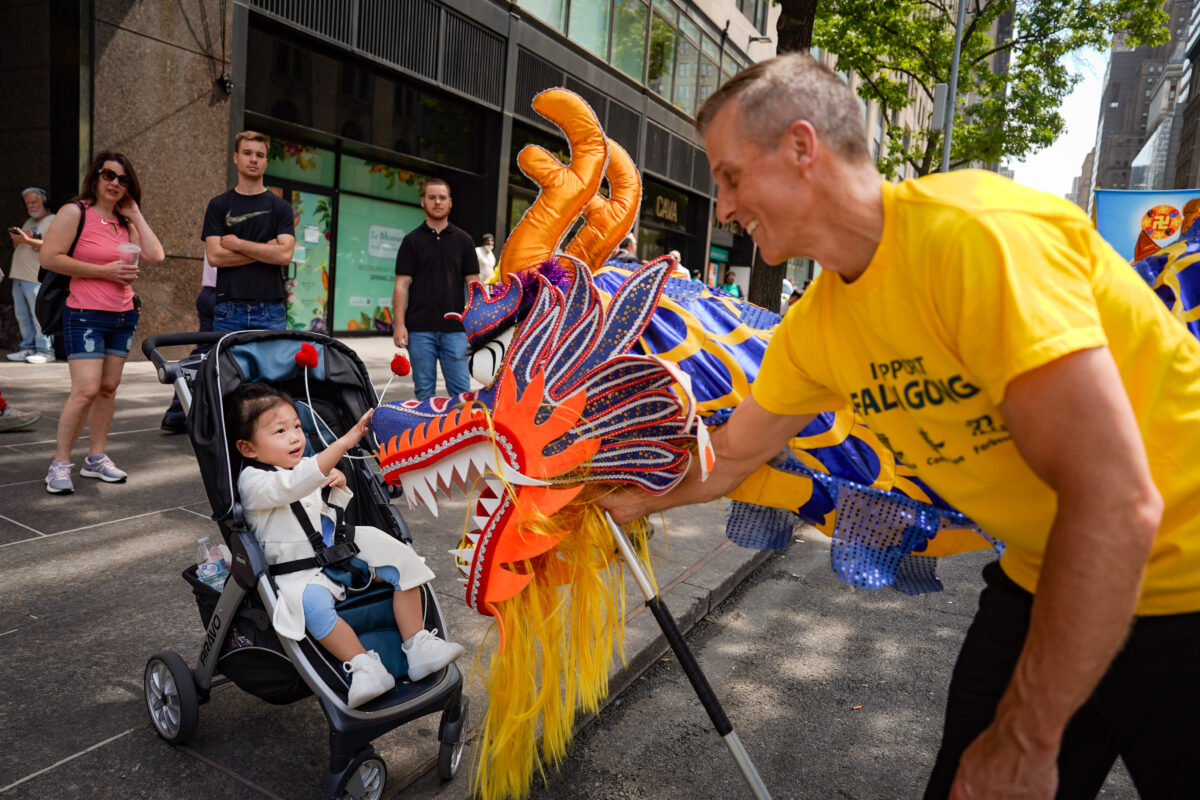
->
[[371, 88, 708, 800]]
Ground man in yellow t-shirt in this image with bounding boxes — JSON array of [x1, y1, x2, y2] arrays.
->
[[603, 54, 1200, 799]]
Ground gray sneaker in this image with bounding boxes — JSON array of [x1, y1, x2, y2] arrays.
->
[[6, 349, 34, 362], [81, 454, 127, 483], [46, 461, 75, 494], [0, 405, 41, 432], [24, 352, 54, 364]]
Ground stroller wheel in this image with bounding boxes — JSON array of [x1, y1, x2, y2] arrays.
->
[[438, 696, 469, 780], [144, 651, 199, 744], [339, 753, 386, 800]]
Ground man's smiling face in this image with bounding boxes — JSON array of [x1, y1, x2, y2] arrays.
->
[[706, 101, 809, 266]]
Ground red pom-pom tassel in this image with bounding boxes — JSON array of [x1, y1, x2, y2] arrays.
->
[[390, 353, 411, 377], [295, 342, 319, 369]]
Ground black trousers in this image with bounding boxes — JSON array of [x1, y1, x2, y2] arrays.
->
[[162, 287, 216, 426], [925, 561, 1200, 799]]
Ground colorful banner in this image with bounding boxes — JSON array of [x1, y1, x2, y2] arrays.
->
[[1093, 188, 1200, 262], [333, 194, 426, 332]]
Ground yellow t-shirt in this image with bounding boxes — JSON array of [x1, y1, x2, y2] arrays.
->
[[753, 170, 1200, 615]]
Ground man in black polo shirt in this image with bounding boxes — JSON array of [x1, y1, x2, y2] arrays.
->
[[392, 178, 478, 400], [202, 130, 296, 332]]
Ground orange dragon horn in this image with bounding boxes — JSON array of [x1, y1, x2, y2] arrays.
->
[[564, 138, 641, 273], [497, 88, 608, 279]]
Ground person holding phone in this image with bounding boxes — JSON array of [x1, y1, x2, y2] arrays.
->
[[6, 188, 55, 363], [38, 152, 164, 494]]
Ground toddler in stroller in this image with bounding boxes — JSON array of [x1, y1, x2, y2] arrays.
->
[[229, 381, 464, 708], [140, 329, 469, 800]]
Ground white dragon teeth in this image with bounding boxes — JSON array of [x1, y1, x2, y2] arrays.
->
[[478, 494, 501, 516], [412, 474, 439, 517], [448, 546, 476, 561], [466, 532, 481, 545]]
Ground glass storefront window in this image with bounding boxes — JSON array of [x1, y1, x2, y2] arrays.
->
[[517, 0, 567, 32], [701, 34, 720, 61], [652, 0, 677, 24], [333, 194, 427, 332], [246, 28, 338, 131], [611, 0, 648, 81], [267, 140, 336, 187], [390, 83, 484, 173], [674, 37, 698, 115], [647, 14, 675, 101], [568, 0, 611, 58]]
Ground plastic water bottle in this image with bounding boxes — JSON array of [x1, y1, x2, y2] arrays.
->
[[196, 536, 229, 590]]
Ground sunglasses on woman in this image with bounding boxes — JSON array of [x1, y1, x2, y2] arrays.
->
[[98, 168, 132, 188]]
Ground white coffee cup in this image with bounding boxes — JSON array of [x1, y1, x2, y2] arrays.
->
[[117, 242, 141, 266]]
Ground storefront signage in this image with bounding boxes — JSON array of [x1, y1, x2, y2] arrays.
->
[[368, 224, 406, 259], [642, 181, 690, 233], [654, 194, 679, 223]]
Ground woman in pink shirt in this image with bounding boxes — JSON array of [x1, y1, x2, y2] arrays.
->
[[38, 151, 164, 494]]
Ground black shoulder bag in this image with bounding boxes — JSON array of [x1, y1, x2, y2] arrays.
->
[[34, 201, 86, 337]]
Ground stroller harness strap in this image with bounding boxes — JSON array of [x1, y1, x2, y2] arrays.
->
[[267, 486, 362, 576]]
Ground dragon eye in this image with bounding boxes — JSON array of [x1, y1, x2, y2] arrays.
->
[[470, 328, 513, 385]]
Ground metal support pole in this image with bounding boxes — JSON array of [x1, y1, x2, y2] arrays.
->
[[940, 0, 969, 173], [606, 514, 773, 800]]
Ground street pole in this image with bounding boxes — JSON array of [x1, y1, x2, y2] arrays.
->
[[940, 0, 968, 173]]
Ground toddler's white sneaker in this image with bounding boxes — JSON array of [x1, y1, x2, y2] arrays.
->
[[404, 629, 465, 681], [343, 650, 395, 709]]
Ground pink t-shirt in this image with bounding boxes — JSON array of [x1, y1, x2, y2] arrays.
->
[[66, 203, 135, 312]]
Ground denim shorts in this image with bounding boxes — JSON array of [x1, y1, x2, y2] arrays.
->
[[62, 306, 140, 359]]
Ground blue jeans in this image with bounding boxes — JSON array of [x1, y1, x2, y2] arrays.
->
[[11, 278, 51, 354], [408, 330, 471, 400], [213, 300, 286, 333]]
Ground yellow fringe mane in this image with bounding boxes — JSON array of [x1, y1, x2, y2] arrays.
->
[[471, 498, 656, 800]]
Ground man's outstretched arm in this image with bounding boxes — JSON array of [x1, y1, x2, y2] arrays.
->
[[949, 346, 1161, 799], [601, 395, 813, 524]]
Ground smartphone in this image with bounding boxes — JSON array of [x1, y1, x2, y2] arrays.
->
[[7, 227, 22, 236]]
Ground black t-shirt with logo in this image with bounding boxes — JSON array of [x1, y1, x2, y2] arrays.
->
[[394, 221, 478, 332], [201, 189, 295, 302]]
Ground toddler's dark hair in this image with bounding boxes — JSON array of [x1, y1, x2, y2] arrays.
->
[[228, 382, 295, 443]]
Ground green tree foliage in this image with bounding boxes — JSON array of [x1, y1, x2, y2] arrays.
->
[[809, 0, 1168, 177]]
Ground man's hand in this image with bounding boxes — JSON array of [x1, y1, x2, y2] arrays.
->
[[220, 234, 243, 253], [597, 396, 813, 525], [948, 720, 1057, 799], [392, 322, 409, 349], [9, 230, 25, 248]]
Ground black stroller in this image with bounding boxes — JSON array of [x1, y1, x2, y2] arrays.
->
[[139, 329, 468, 800]]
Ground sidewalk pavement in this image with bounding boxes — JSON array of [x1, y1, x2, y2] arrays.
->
[[0, 335, 774, 800]]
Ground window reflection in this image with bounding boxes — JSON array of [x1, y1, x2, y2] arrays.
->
[[568, 0, 611, 58], [648, 13, 675, 101], [612, 0, 648, 80], [517, 0, 567, 32], [674, 37, 698, 115]]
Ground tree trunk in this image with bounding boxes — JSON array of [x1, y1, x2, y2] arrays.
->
[[745, 1, 818, 312], [747, 246, 785, 315], [777, 0, 818, 52]]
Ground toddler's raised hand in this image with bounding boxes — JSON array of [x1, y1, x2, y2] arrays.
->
[[322, 467, 347, 490]]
